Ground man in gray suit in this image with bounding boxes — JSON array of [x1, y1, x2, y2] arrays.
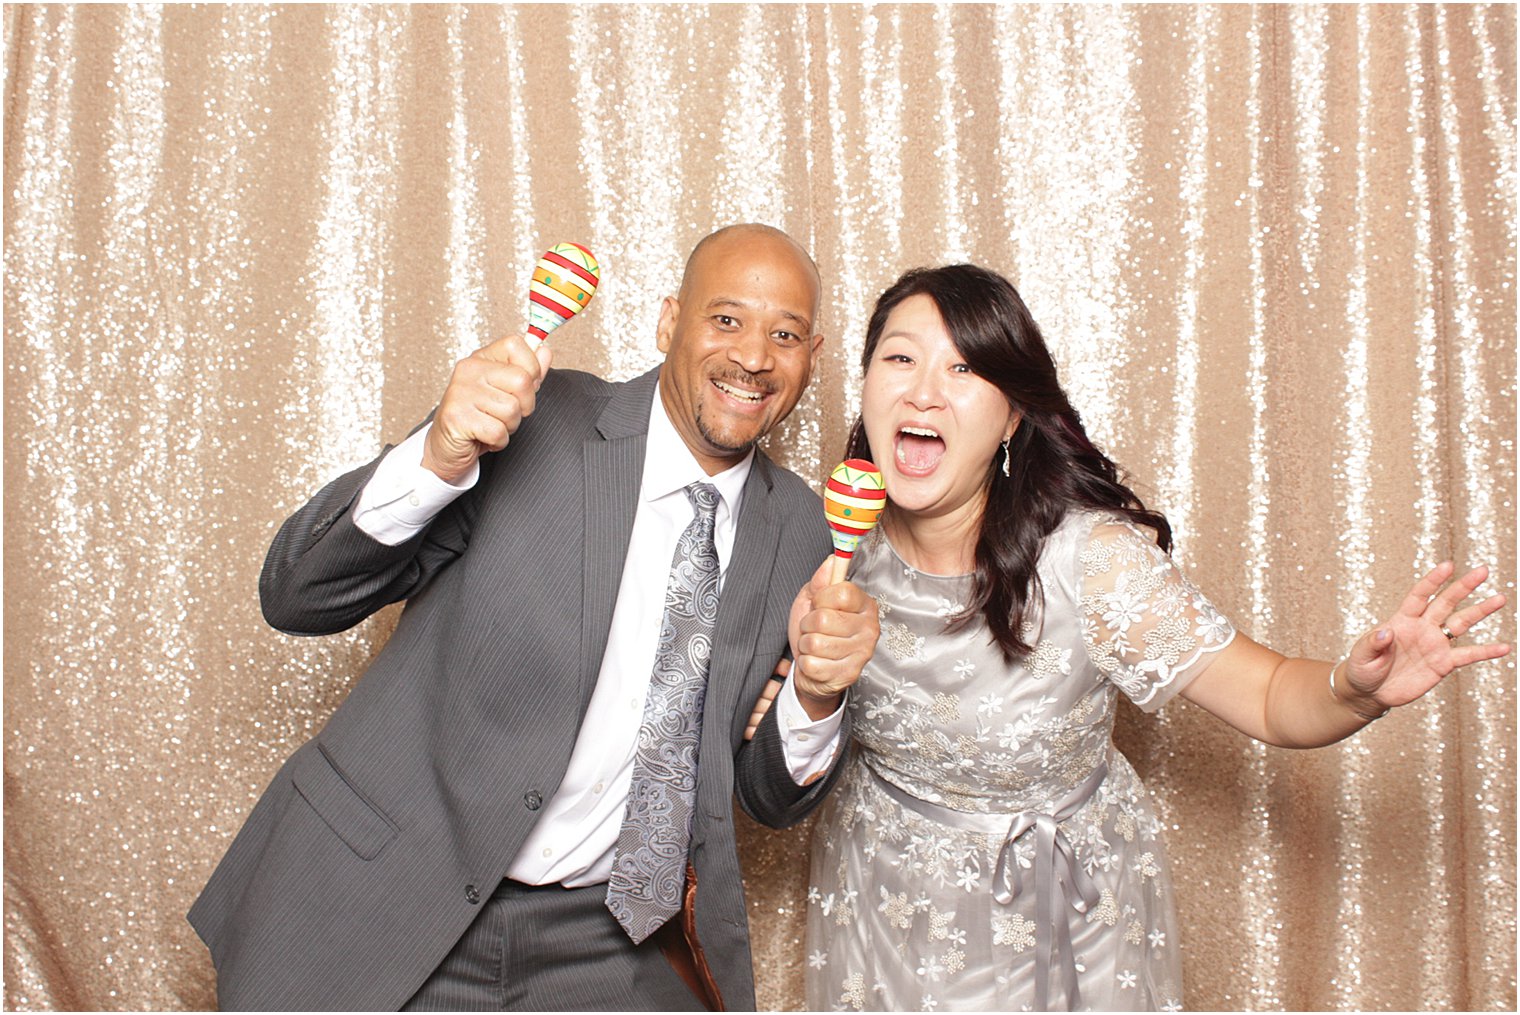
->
[[188, 224, 877, 1010]]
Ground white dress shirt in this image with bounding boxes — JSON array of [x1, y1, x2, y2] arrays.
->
[[353, 383, 845, 886]]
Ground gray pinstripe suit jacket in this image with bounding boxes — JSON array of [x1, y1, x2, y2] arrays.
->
[[188, 365, 846, 1010]]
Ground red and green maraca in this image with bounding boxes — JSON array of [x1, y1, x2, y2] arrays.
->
[[823, 459, 886, 583], [526, 242, 600, 348]]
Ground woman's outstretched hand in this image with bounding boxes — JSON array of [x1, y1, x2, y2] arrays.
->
[[1341, 562, 1510, 712]]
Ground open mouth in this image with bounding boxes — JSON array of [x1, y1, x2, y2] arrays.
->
[[894, 425, 946, 474], [712, 377, 770, 405]]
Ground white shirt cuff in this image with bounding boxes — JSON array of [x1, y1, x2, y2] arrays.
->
[[774, 675, 846, 785], [353, 424, 478, 546]]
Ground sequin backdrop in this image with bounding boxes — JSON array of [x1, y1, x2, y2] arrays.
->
[[2, 4, 1514, 1010]]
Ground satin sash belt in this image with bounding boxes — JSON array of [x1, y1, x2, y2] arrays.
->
[[868, 761, 1110, 1012]]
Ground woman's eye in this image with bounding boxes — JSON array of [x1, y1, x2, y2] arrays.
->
[[951, 363, 972, 374]]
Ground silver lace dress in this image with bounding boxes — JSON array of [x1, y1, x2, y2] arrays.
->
[[805, 511, 1236, 1012]]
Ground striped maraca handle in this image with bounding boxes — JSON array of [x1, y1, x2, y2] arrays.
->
[[823, 459, 886, 584]]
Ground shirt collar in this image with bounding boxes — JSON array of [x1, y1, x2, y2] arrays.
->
[[644, 379, 754, 513]]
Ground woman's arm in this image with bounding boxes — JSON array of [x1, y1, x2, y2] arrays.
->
[[1180, 562, 1509, 748]]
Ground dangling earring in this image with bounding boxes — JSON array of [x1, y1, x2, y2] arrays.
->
[[1000, 437, 1011, 477]]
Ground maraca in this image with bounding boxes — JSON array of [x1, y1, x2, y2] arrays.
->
[[823, 459, 886, 583], [527, 242, 600, 348]]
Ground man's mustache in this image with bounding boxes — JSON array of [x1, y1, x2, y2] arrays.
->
[[708, 369, 778, 396]]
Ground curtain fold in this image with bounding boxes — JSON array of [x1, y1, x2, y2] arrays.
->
[[4, 4, 1513, 1009]]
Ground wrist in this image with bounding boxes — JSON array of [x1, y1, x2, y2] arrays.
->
[[420, 441, 472, 486], [1328, 658, 1389, 722], [794, 682, 844, 721]]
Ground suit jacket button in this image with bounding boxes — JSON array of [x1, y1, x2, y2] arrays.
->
[[524, 791, 543, 811], [465, 884, 481, 905]]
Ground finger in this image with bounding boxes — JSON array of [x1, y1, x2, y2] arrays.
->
[[475, 333, 536, 365], [1397, 561, 1456, 617], [796, 631, 873, 676], [812, 580, 871, 614], [773, 657, 793, 680], [532, 342, 554, 387], [466, 386, 527, 428], [1443, 593, 1508, 638], [434, 403, 512, 452], [1425, 564, 1492, 619], [501, 334, 548, 383], [1349, 626, 1394, 666], [799, 608, 852, 640], [1448, 642, 1512, 668], [478, 359, 538, 401], [459, 408, 512, 452]]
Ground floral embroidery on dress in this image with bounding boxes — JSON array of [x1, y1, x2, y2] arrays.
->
[[1089, 888, 1120, 926], [808, 515, 1235, 1012], [886, 621, 927, 662], [880, 887, 917, 929], [840, 972, 865, 1010], [1080, 521, 1235, 709], [1027, 639, 1073, 680], [992, 912, 1036, 951]]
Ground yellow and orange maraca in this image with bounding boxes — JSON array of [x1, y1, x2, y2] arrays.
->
[[823, 459, 886, 583], [526, 241, 600, 347]]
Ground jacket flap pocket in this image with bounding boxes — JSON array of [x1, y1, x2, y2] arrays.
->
[[291, 745, 397, 860]]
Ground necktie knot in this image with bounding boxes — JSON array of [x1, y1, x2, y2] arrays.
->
[[686, 481, 719, 518]]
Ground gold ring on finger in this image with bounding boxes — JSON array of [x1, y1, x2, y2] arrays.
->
[[1441, 625, 1457, 641]]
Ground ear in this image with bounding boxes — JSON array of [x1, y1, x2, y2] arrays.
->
[[656, 296, 680, 354], [810, 332, 825, 357], [1004, 410, 1023, 443]]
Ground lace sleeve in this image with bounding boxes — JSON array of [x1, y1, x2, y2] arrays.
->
[[1077, 520, 1236, 712]]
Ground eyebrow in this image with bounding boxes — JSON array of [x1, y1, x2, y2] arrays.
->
[[704, 298, 812, 332]]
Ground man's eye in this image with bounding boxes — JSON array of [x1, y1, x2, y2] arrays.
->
[[775, 330, 801, 344], [715, 315, 739, 328]]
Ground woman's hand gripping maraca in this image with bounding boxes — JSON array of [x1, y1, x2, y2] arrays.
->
[[782, 460, 887, 721]]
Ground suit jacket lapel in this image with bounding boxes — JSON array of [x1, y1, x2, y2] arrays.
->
[[706, 453, 783, 727], [580, 368, 658, 705]]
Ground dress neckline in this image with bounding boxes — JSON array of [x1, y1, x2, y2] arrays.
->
[[873, 527, 974, 581]]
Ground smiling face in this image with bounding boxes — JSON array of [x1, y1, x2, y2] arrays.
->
[[657, 228, 824, 474], [861, 293, 1020, 524]]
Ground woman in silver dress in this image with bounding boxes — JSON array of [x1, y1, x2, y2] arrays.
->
[[759, 264, 1508, 1012]]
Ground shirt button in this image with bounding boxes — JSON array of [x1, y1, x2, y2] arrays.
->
[[464, 884, 481, 905], [524, 790, 543, 810], [630, 698, 640, 710], [798, 733, 812, 743], [541, 847, 552, 859], [593, 782, 604, 794], [408, 494, 420, 507]]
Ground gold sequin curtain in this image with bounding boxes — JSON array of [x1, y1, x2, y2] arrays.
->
[[3, 3, 1513, 1010]]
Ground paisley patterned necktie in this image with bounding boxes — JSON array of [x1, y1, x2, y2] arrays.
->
[[606, 481, 722, 943]]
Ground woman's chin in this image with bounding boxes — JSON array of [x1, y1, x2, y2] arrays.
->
[[884, 475, 950, 516]]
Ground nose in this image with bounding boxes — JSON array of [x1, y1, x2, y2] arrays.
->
[[904, 366, 945, 410], [727, 324, 775, 374]]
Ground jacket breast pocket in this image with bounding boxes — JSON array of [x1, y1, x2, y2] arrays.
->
[[290, 744, 398, 860]]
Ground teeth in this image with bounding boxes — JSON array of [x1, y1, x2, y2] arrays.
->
[[715, 380, 764, 403], [900, 426, 940, 438]]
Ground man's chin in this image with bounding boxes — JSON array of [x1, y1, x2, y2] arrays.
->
[[696, 421, 764, 459]]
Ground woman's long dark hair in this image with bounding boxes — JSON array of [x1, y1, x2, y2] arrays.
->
[[847, 264, 1171, 662]]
